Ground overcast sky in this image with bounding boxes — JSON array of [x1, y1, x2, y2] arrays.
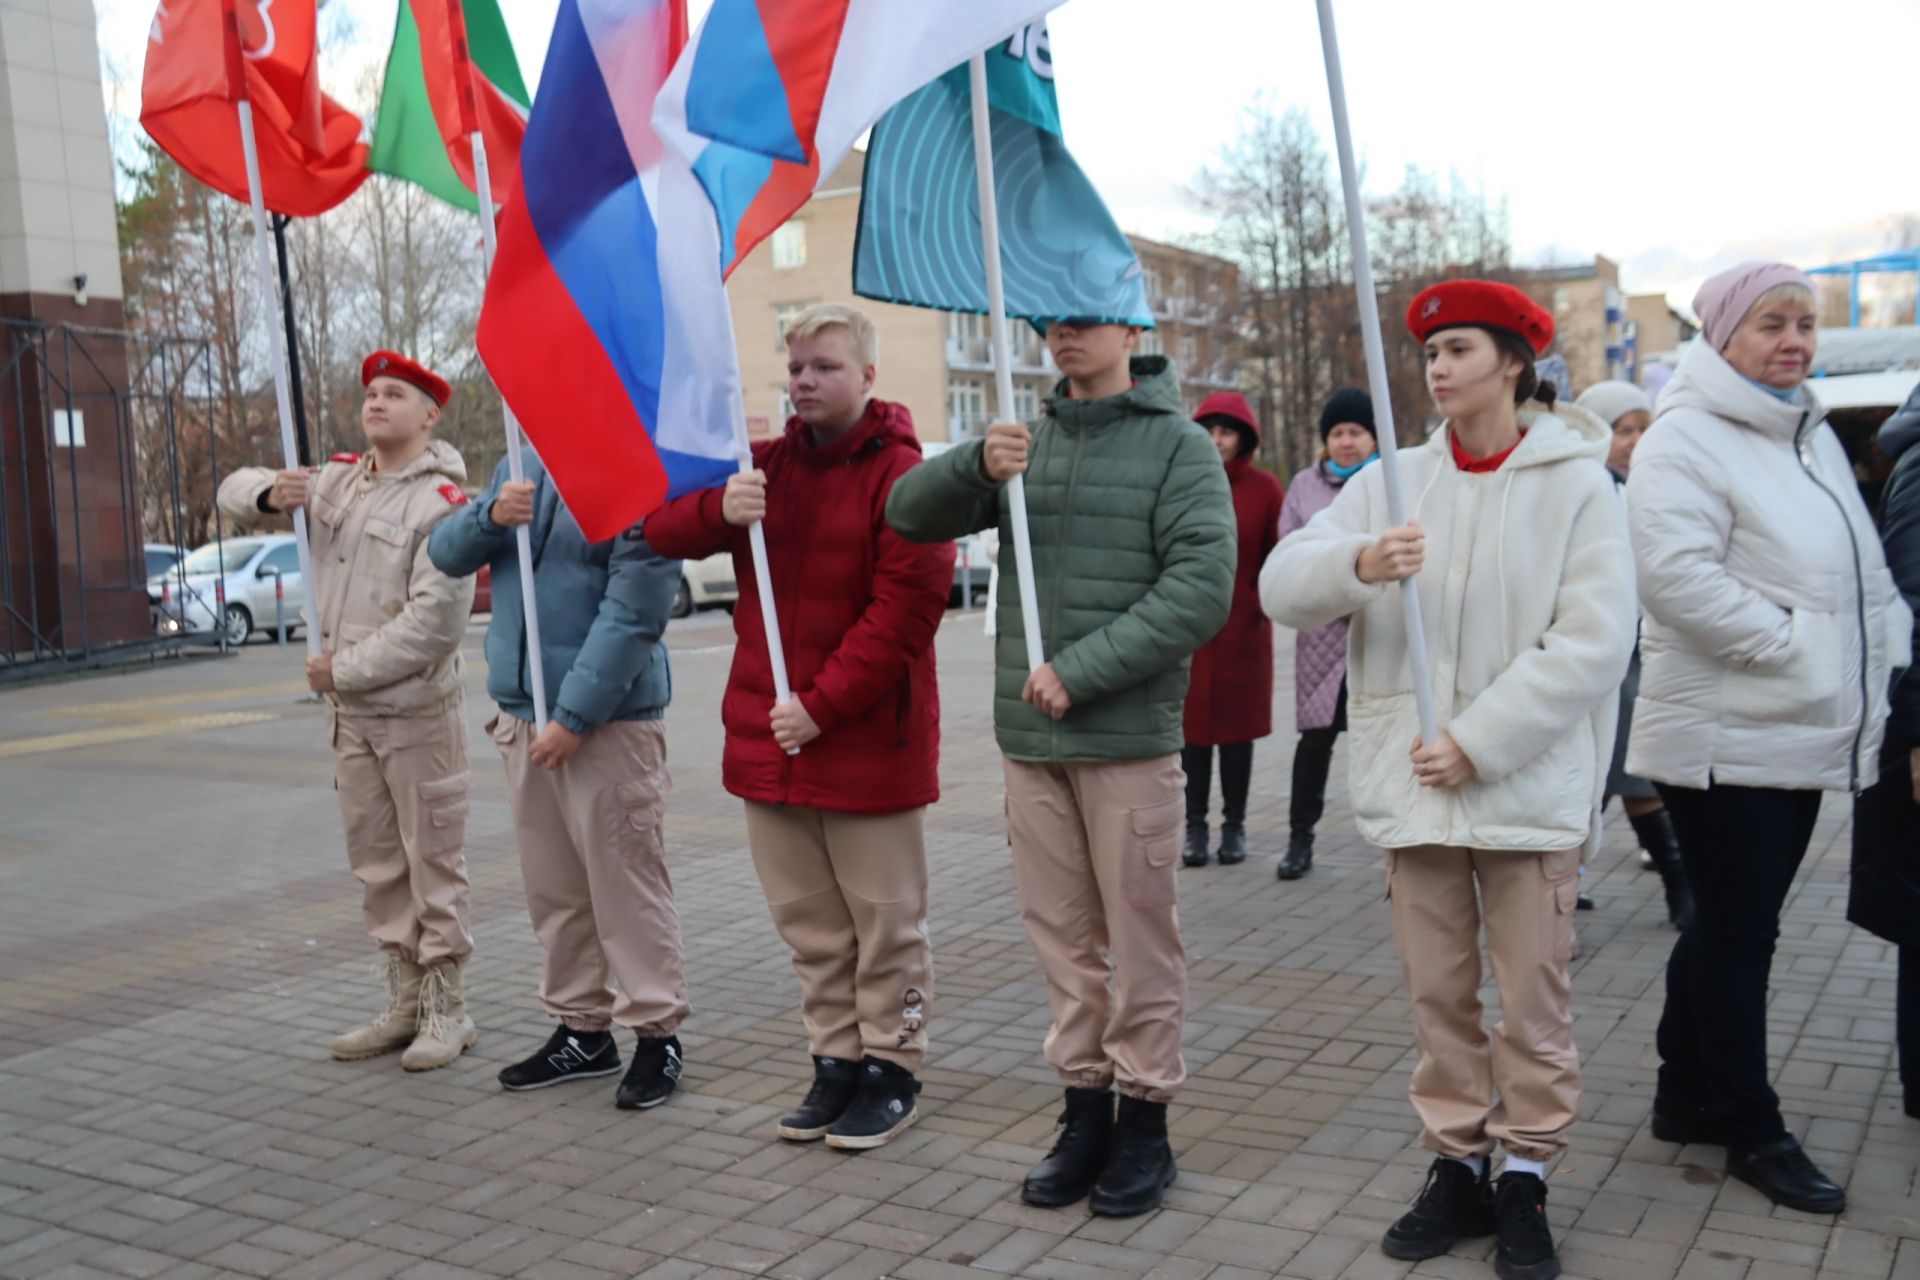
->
[[97, 0, 1920, 311]]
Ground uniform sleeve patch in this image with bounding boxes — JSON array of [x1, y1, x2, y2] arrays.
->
[[438, 484, 470, 507]]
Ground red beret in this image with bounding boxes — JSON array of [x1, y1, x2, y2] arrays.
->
[[1405, 280, 1554, 356], [361, 350, 451, 407]]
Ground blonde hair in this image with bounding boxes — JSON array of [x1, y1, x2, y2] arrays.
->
[[785, 303, 879, 366], [1750, 282, 1816, 314]]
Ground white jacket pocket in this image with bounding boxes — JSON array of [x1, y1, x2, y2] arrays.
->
[[1722, 605, 1846, 727]]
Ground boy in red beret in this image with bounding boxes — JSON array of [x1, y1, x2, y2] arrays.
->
[[218, 351, 480, 1072]]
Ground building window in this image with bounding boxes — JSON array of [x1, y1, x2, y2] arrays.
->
[[1014, 382, 1040, 422], [1142, 264, 1162, 306], [772, 222, 807, 270], [948, 377, 988, 439], [1136, 328, 1163, 357], [779, 390, 796, 422], [774, 302, 811, 348]]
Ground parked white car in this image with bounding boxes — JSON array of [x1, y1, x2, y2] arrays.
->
[[152, 535, 305, 645], [672, 549, 737, 619]]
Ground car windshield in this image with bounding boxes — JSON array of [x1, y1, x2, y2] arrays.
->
[[180, 540, 262, 575]]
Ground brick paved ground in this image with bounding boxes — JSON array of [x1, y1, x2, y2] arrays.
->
[[0, 612, 1914, 1280]]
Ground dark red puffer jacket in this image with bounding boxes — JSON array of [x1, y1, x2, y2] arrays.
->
[[1184, 393, 1285, 746], [642, 400, 955, 813]]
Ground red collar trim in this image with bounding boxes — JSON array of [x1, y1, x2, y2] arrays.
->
[[1449, 428, 1525, 474]]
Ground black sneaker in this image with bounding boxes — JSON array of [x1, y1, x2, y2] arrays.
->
[[1492, 1172, 1559, 1280], [497, 1024, 621, 1092], [1727, 1137, 1846, 1214], [1382, 1157, 1495, 1261], [824, 1057, 920, 1150], [614, 1035, 683, 1110], [777, 1056, 860, 1142]]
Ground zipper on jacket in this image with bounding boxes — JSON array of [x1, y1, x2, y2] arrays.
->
[[1795, 411, 1871, 790], [1048, 425, 1085, 757]]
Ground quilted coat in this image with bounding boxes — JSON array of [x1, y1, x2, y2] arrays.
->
[[641, 400, 955, 814], [885, 356, 1236, 762]]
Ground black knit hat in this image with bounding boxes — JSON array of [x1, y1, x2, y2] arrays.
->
[[1318, 387, 1376, 442]]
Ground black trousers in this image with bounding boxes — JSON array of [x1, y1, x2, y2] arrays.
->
[[1183, 742, 1253, 827], [1288, 681, 1348, 837], [1654, 781, 1822, 1148]]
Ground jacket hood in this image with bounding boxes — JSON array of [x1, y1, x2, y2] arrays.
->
[[1194, 390, 1260, 442], [1437, 402, 1610, 471], [786, 398, 923, 465], [1047, 355, 1183, 433], [1877, 382, 1920, 464], [1657, 338, 1822, 442], [376, 438, 468, 485]]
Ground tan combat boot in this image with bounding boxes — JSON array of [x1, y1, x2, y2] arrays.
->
[[330, 956, 425, 1061], [401, 961, 476, 1072]]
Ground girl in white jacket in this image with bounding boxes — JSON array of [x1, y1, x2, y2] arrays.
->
[[1262, 280, 1634, 1280], [1627, 261, 1911, 1216]]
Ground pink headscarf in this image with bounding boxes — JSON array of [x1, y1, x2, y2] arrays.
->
[[1693, 261, 1815, 352]]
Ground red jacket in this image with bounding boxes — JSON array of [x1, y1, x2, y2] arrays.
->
[[642, 400, 954, 813], [1185, 410, 1285, 747]]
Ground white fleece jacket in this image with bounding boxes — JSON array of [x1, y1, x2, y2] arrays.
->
[[1260, 405, 1636, 854]]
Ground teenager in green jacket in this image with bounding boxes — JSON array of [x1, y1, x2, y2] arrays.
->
[[887, 327, 1234, 1218]]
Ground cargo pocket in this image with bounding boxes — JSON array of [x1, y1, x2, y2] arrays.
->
[[611, 778, 664, 857], [1540, 848, 1580, 965], [1125, 797, 1183, 909], [417, 772, 470, 856]]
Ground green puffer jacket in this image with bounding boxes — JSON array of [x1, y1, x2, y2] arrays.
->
[[887, 356, 1235, 762]]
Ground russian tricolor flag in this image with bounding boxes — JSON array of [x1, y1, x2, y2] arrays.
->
[[656, 0, 1060, 278], [477, 0, 741, 543]]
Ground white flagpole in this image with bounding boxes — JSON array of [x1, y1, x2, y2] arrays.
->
[[728, 385, 798, 753], [236, 100, 323, 659], [471, 131, 551, 733], [968, 53, 1045, 674], [1313, 0, 1439, 743]]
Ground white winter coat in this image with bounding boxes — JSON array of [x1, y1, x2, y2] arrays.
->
[[1260, 405, 1636, 854], [1625, 340, 1912, 792]]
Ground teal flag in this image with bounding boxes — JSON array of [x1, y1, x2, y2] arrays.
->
[[852, 23, 1152, 330]]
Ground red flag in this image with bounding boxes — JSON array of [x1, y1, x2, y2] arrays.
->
[[141, 0, 369, 217], [407, 1, 528, 209]]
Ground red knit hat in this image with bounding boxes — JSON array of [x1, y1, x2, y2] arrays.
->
[[1406, 280, 1554, 356], [361, 350, 451, 407]]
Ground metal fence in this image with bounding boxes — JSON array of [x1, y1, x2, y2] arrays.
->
[[0, 318, 230, 680]]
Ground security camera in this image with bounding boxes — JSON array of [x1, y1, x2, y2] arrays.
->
[[71, 274, 87, 307]]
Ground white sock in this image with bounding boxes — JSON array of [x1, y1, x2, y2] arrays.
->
[[1447, 1154, 1487, 1177], [1503, 1155, 1547, 1179]]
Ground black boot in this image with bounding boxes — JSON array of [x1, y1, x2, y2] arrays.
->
[[1277, 831, 1313, 881], [824, 1057, 920, 1150], [1089, 1096, 1176, 1217], [777, 1056, 860, 1142], [1216, 823, 1247, 866], [1182, 823, 1209, 868], [1382, 1157, 1495, 1260], [1491, 1171, 1560, 1280], [1630, 808, 1695, 930], [1022, 1086, 1114, 1207], [1727, 1137, 1846, 1214], [614, 1034, 683, 1110]]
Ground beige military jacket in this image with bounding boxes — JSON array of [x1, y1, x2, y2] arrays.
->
[[218, 440, 477, 717]]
